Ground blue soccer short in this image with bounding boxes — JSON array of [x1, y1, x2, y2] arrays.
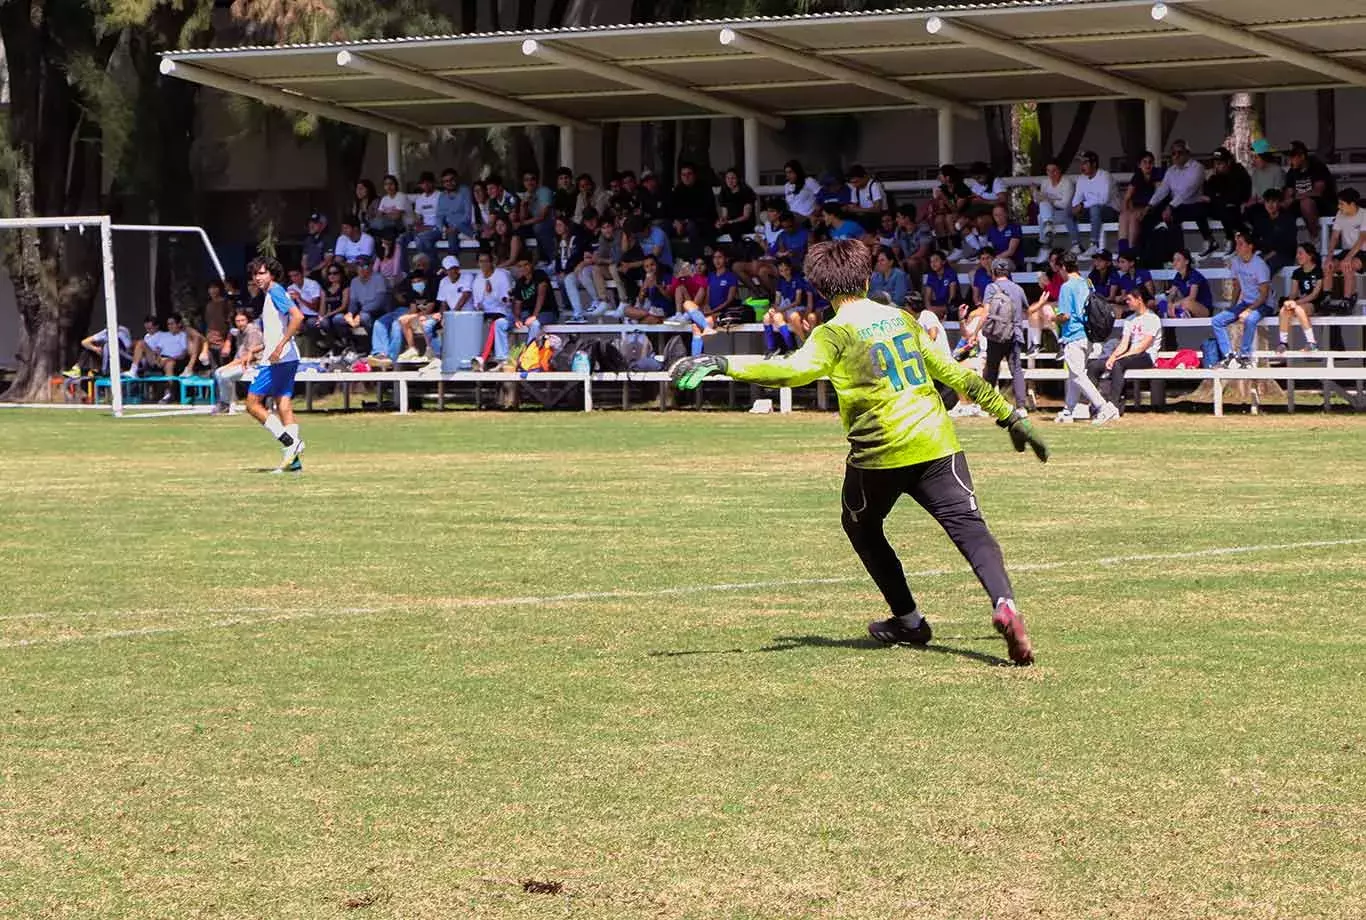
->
[[249, 360, 300, 398]]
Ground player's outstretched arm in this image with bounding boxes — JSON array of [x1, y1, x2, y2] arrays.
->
[[725, 325, 841, 389]]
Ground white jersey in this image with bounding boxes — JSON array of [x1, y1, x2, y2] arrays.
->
[[262, 283, 300, 364], [917, 309, 953, 361]]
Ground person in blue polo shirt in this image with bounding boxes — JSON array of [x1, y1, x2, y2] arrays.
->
[[703, 249, 743, 325], [824, 205, 864, 241], [985, 204, 1023, 266], [921, 250, 960, 319], [969, 246, 996, 307], [1087, 249, 1119, 304], [1159, 248, 1212, 318], [1212, 230, 1273, 367], [1113, 250, 1155, 310]]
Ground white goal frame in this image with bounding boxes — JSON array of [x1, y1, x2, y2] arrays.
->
[[0, 216, 228, 418]]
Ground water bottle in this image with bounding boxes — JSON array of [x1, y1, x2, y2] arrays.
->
[[571, 351, 591, 374]]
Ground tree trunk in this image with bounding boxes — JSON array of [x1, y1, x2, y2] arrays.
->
[[601, 123, 620, 179], [1035, 102, 1053, 172], [1052, 101, 1095, 169], [677, 119, 713, 183], [0, 0, 107, 402], [983, 104, 1011, 175], [1316, 89, 1336, 160]]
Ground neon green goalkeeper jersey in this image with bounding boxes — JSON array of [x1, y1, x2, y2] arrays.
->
[[727, 298, 1014, 468]]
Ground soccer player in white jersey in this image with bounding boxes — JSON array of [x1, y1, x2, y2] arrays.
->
[[246, 258, 307, 473]]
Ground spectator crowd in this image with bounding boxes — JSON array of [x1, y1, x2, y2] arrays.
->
[[77, 138, 1363, 415]]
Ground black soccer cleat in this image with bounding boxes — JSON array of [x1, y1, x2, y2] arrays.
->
[[868, 614, 932, 646]]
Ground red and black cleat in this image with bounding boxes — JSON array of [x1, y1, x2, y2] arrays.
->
[[992, 598, 1034, 666]]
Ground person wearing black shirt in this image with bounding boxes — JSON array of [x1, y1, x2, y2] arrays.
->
[[1205, 147, 1252, 255], [511, 256, 554, 334], [1283, 140, 1337, 238], [715, 167, 758, 259], [670, 162, 719, 252], [1246, 188, 1300, 273], [1278, 242, 1324, 354], [637, 172, 665, 223], [611, 171, 641, 217], [551, 167, 577, 220]]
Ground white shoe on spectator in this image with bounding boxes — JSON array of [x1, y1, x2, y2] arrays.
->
[[1091, 403, 1121, 426], [397, 348, 422, 361], [945, 248, 963, 263], [124, 365, 140, 378], [1040, 221, 1054, 245], [1198, 240, 1219, 259], [1081, 244, 1099, 258], [1068, 243, 1083, 256], [1219, 239, 1235, 256], [663, 314, 690, 325], [1054, 410, 1075, 424]]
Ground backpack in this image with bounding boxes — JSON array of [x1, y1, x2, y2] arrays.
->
[[660, 333, 689, 369], [1200, 337, 1221, 369], [589, 339, 626, 373], [1083, 291, 1116, 342], [621, 331, 654, 366], [517, 337, 551, 372], [980, 284, 1016, 345], [549, 334, 579, 371]]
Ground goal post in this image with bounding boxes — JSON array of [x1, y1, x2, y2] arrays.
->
[[0, 216, 230, 418], [0, 216, 124, 416]]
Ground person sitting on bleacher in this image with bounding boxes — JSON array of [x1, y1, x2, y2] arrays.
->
[[638, 170, 666, 223], [333, 217, 376, 266], [869, 247, 910, 308], [753, 209, 810, 298], [762, 257, 811, 356], [210, 308, 263, 416], [823, 204, 863, 241], [1326, 188, 1364, 308], [1212, 230, 1274, 368], [1159, 248, 1212, 319], [1087, 248, 1119, 305], [1114, 251, 1156, 312], [515, 170, 557, 265], [1119, 151, 1161, 256], [1278, 242, 1324, 355], [1070, 151, 1119, 257], [550, 215, 591, 323], [483, 175, 520, 229], [1204, 148, 1252, 258], [1086, 290, 1162, 416], [985, 204, 1023, 268], [670, 161, 718, 253], [1283, 140, 1337, 241], [1027, 248, 1067, 355], [701, 249, 744, 326], [1249, 139, 1285, 203], [969, 247, 997, 309], [1035, 160, 1078, 256], [625, 254, 673, 324], [333, 254, 388, 346], [468, 250, 516, 368], [372, 174, 411, 239], [963, 161, 1008, 239], [929, 164, 971, 261], [1149, 140, 1216, 260], [610, 170, 641, 217], [487, 214, 523, 272], [127, 313, 203, 402], [921, 250, 960, 321], [551, 167, 577, 221], [893, 207, 934, 281], [782, 160, 821, 227], [715, 167, 758, 258], [436, 168, 476, 244], [80, 324, 132, 377], [1247, 187, 1302, 274]]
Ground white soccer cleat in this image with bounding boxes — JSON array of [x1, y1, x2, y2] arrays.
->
[[1091, 403, 1121, 426]]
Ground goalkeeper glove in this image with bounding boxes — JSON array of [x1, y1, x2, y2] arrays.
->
[[998, 409, 1049, 463], [669, 354, 729, 391]]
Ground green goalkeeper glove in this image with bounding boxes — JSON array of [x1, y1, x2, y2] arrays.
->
[[998, 410, 1049, 463], [669, 354, 729, 391]]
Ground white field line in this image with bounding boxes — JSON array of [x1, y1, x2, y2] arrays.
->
[[3, 537, 1363, 650]]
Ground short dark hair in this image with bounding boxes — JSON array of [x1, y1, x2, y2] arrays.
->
[[556, 166, 573, 179], [804, 239, 872, 302], [232, 307, 252, 323], [1060, 252, 1080, 273], [143, 314, 160, 327], [581, 208, 599, 223], [1263, 188, 1282, 201], [486, 174, 504, 188], [167, 312, 184, 325], [441, 168, 458, 180], [1340, 188, 1361, 206], [248, 257, 283, 280], [419, 171, 436, 183], [522, 169, 540, 181]]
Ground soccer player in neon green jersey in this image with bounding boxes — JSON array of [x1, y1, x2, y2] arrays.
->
[[670, 240, 1049, 665]]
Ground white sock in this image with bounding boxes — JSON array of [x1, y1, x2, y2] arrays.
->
[[264, 413, 286, 440], [1305, 330, 1317, 345], [1279, 332, 1289, 345], [1027, 327, 1042, 348], [286, 423, 300, 443]]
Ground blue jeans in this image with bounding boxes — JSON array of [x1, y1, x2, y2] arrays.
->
[[407, 228, 442, 267], [491, 314, 546, 360], [372, 308, 408, 359], [1212, 304, 1272, 358], [1082, 204, 1118, 249]]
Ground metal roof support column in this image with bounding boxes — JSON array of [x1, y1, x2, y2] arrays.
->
[[386, 133, 402, 183], [1144, 99, 1163, 159], [521, 39, 785, 130], [937, 109, 955, 167], [560, 125, 576, 172], [1152, 3, 1366, 88], [742, 118, 760, 189], [925, 16, 1186, 112]]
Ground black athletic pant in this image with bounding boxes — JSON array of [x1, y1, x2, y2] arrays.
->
[[840, 453, 1013, 617], [1168, 202, 1213, 243], [982, 338, 1027, 408], [1086, 353, 1154, 412]]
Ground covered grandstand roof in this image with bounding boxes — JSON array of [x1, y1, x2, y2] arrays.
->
[[160, 0, 1366, 135]]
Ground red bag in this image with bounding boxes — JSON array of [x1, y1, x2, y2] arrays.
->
[[1155, 349, 1199, 369]]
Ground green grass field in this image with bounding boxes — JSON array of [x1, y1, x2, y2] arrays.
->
[[2, 409, 1365, 919]]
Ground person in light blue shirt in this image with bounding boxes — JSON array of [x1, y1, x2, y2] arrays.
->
[[640, 221, 673, 269], [868, 247, 909, 307], [824, 205, 864, 241], [1212, 230, 1273, 367], [1054, 250, 1119, 425], [436, 168, 475, 240]]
